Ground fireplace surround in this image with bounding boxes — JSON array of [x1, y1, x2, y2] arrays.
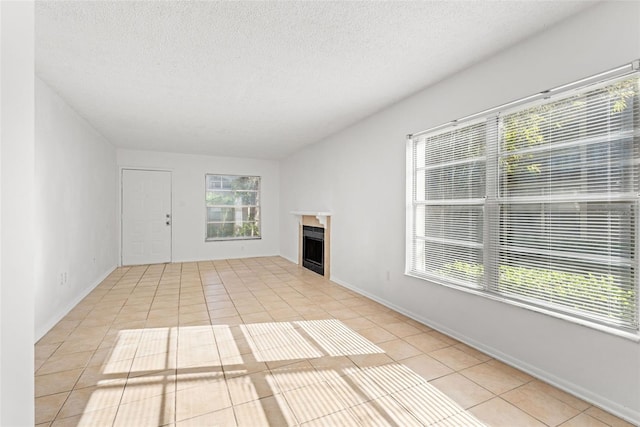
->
[[291, 211, 331, 277]]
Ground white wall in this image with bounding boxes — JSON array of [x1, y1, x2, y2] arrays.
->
[[35, 78, 118, 340], [0, 1, 35, 424], [280, 2, 640, 423], [117, 149, 280, 263]]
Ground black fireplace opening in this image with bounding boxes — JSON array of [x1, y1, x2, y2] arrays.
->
[[302, 226, 324, 275]]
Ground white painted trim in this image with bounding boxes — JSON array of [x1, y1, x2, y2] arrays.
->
[[290, 211, 332, 227], [404, 272, 640, 342], [117, 165, 176, 173], [168, 253, 282, 264], [280, 254, 298, 265], [330, 274, 640, 426], [34, 265, 116, 342]]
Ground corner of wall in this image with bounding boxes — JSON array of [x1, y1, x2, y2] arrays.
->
[[35, 78, 119, 340], [35, 265, 117, 342], [1, 1, 35, 424]]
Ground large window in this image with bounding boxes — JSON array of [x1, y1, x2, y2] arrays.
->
[[205, 175, 261, 241], [407, 65, 640, 333]]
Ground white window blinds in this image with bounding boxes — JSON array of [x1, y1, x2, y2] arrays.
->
[[494, 76, 639, 330], [409, 121, 488, 289], [407, 65, 640, 333]]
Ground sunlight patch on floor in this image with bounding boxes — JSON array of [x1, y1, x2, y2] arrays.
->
[[83, 320, 488, 425]]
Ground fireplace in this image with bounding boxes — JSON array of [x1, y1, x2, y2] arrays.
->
[[302, 226, 324, 275], [292, 211, 331, 277]]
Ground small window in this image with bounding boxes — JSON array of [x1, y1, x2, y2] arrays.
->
[[205, 175, 261, 241]]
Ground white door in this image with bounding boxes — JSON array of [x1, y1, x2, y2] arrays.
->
[[122, 169, 172, 265]]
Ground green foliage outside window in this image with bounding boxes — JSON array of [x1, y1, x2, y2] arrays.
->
[[440, 261, 636, 324], [500, 78, 638, 176], [205, 175, 260, 240]]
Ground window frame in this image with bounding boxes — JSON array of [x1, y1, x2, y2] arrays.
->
[[406, 62, 640, 339], [204, 174, 262, 242]]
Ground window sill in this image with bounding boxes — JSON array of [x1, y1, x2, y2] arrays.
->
[[205, 236, 262, 242], [405, 271, 640, 342]]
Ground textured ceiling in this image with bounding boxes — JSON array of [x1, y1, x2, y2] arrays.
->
[[35, 1, 594, 159]]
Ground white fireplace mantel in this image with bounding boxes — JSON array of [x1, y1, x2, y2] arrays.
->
[[291, 211, 332, 227]]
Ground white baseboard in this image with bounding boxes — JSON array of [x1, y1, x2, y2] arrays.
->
[[35, 265, 117, 342], [330, 275, 640, 426], [169, 253, 282, 264], [280, 254, 298, 265]]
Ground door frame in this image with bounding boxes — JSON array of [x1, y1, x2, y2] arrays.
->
[[119, 167, 173, 266]]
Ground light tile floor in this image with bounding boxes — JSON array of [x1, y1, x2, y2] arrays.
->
[[35, 257, 633, 427]]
